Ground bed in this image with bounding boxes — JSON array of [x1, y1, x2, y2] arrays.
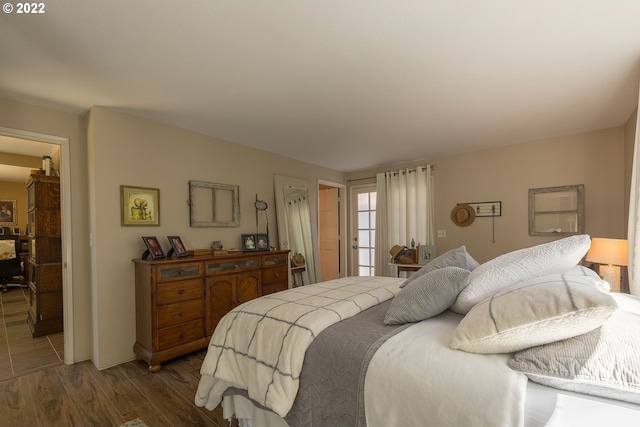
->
[[195, 235, 640, 426]]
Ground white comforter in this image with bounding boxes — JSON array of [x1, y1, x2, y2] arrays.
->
[[365, 310, 528, 427], [195, 276, 403, 417]]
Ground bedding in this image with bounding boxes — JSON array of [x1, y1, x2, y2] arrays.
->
[[195, 276, 402, 417], [510, 293, 640, 405], [195, 236, 640, 426], [450, 234, 591, 314], [450, 273, 618, 354]]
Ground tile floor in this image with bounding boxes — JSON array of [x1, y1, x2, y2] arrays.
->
[[0, 287, 63, 381]]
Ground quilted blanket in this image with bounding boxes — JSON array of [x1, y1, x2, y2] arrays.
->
[[195, 276, 403, 417]]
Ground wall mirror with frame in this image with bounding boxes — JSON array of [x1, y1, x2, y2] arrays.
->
[[528, 184, 584, 236], [274, 175, 318, 285], [188, 180, 240, 227]]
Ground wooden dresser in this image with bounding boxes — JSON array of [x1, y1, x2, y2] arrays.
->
[[133, 250, 289, 372], [25, 174, 63, 338]]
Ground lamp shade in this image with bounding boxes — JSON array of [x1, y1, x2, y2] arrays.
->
[[585, 238, 628, 266]]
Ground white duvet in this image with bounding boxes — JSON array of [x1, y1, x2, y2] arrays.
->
[[365, 310, 528, 427]]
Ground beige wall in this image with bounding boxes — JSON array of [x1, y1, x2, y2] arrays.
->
[[347, 127, 626, 264], [0, 98, 93, 361], [87, 107, 344, 368]]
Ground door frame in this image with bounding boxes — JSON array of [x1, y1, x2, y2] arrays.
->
[[317, 180, 346, 279], [348, 183, 377, 276], [0, 126, 74, 364]]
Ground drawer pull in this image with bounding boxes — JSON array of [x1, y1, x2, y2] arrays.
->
[[274, 272, 280, 278], [234, 263, 239, 268], [178, 289, 185, 295], [178, 269, 185, 275], [180, 332, 186, 338], [179, 311, 186, 317]]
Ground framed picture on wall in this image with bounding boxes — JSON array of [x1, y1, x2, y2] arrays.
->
[[0, 200, 17, 226], [121, 185, 160, 226]]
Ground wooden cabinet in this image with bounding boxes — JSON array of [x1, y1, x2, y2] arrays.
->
[[133, 250, 289, 372], [25, 174, 63, 338]]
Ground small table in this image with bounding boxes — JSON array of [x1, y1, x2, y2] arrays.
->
[[390, 263, 422, 278], [291, 265, 306, 287]]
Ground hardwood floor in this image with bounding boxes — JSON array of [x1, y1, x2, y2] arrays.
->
[[0, 287, 64, 381], [0, 289, 231, 427]]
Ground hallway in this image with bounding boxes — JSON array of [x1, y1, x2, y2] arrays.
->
[[0, 288, 63, 380]]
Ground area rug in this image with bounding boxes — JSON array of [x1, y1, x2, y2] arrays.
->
[[119, 418, 149, 427]]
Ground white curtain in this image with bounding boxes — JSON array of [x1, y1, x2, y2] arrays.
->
[[627, 90, 640, 296], [374, 166, 435, 276], [286, 195, 316, 285]]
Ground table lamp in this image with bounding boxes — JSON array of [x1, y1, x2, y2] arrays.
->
[[585, 238, 628, 292]]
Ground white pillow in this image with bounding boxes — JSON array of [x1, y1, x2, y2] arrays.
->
[[510, 303, 640, 404], [565, 264, 611, 292], [400, 246, 479, 288], [450, 234, 592, 314], [450, 273, 617, 354], [385, 267, 471, 325]]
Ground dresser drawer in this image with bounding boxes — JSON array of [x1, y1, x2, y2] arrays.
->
[[157, 319, 204, 350], [156, 261, 203, 283], [262, 265, 288, 285], [262, 281, 288, 296], [206, 256, 260, 276], [157, 299, 203, 329], [156, 279, 203, 305], [262, 252, 288, 267]]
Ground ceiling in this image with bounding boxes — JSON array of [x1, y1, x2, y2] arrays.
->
[[1, 1, 639, 173], [0, 135, 59, 182]]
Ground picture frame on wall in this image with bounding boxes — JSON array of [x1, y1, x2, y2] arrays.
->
[[141, 236, 165, 260], [121, 185, 160, 226], [0, 200, 17, 226], [418, 245, 437, 265], [241, 234, 258, 251], [167, 235, 188, 258]]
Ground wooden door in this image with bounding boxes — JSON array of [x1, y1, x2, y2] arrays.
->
[[319, 186, 340, 281]]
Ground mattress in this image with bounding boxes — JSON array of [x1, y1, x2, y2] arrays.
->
[[524, 381, 640, 427]]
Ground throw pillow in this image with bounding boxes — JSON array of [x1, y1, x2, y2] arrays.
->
[[509, 303, 640, 404], [449, 273, 617, 354], [400, 246, 479, 288], [450, 234, 591, 314], [385, 267, 471, 325]]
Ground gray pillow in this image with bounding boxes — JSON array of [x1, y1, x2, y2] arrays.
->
[[400, 246, 479, 288], [385, 266, 471, 325], [510, 294, 640, 404]]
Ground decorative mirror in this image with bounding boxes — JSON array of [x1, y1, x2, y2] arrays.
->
[[274, 175, 318, 285], [528, 184, 584, 236], [188, 180, 240, 227]]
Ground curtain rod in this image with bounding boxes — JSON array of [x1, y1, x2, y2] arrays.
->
[[347, 165, 435, 183]]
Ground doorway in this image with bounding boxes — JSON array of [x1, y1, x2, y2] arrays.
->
[[0, 127, 73, 371], [318, 180, 346, 281], [350, 184, 377, 276]]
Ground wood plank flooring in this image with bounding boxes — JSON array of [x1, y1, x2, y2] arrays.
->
[[0, 289, 232, 427], [0, 288, 64, 381]]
